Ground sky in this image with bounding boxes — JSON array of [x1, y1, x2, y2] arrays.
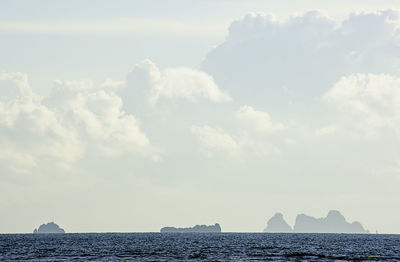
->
[[1, 0, 400, 234]]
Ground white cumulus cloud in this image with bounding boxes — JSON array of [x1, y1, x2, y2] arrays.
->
[[191, 125, 241, 157], [45, 80, 157, 158], [202, 10, 400, 106], [0, 73, 83, 173], [122, 59, 232, 109], [0, 72, 159, 174], [235, 105, 284, 133], [323, 74, 400, 130]]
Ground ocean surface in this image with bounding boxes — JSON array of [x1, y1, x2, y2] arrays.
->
[[0, 233, 399, 261]]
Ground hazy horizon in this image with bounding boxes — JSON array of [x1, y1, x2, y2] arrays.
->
[[1, 0, 400, 234]]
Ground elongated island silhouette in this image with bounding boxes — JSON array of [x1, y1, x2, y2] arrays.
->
[[33, 222, 65, 234], [264, 210, 369, 233], [160, 223, 221, 233]]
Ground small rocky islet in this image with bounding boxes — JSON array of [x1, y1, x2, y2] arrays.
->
[[33, 222, 65, 234]]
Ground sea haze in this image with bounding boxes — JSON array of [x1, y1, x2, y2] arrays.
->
[[0, 233, 399, 261]]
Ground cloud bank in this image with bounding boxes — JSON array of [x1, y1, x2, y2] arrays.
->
[[120, 59, 231, 112], [203, 10, 400, 107], [323, 74, 400, 132], [0, 72, 158, 173]]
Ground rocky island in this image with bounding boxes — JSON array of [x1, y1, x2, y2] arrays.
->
[[160, 223, 221, 233], [264, 210, 368, 233], [33, 222, 65, 234], [264, 213, 293, 233]]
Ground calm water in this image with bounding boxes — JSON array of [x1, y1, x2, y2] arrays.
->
[[0, 233, 399, 261]]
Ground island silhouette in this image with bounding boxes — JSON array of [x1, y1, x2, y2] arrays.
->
[[160, 223, 221, 233], [33, 222, 65, 234], [264, 210, 368, 233]]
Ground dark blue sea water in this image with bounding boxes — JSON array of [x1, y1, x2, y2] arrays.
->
[[0, 233, 399, 261]]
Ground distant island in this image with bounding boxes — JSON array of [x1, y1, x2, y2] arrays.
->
[[160, 223, 221, 233], [264, 210, 368, 233], [33, 222, 65, 234], [263, 213, 293, 233]]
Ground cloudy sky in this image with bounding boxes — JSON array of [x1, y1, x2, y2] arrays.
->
[[1, 0, 400, 233]]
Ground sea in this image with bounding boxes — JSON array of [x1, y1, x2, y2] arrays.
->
[[0, 233, 399, 261]]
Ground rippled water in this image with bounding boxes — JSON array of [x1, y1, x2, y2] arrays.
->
[[0, 233, 399, 261]]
